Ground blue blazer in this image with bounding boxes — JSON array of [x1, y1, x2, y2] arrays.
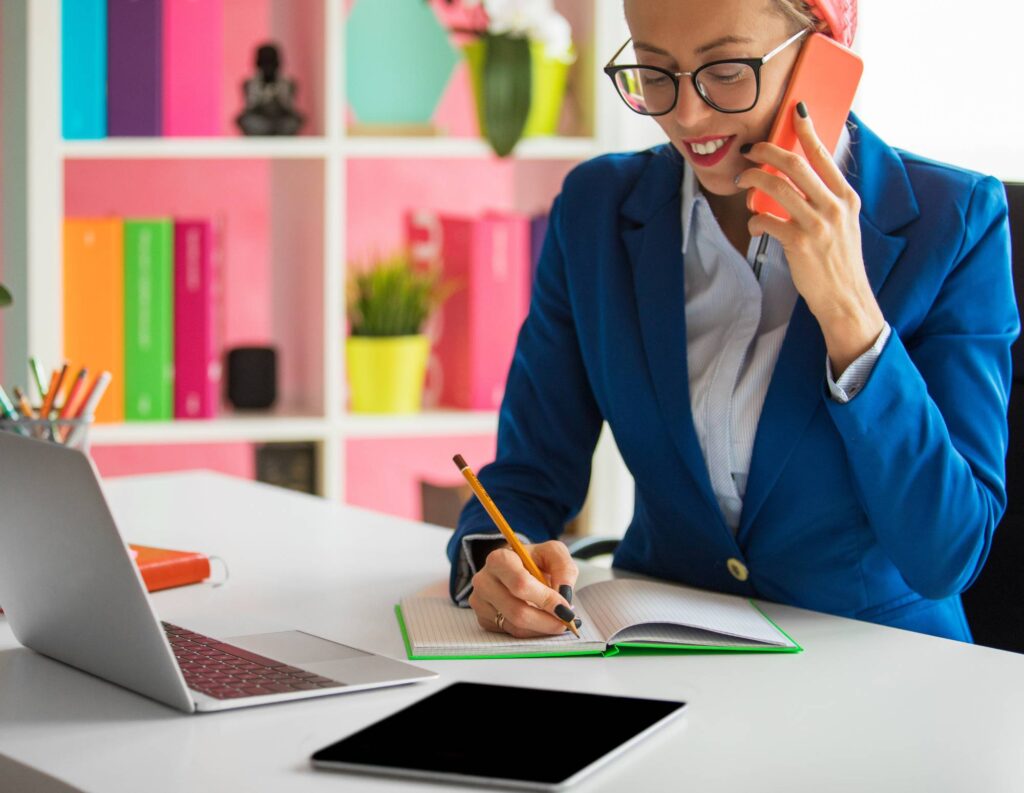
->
[[447, 115, 1019, 642]]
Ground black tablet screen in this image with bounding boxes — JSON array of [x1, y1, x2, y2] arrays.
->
[[312, 682, 685, 787]]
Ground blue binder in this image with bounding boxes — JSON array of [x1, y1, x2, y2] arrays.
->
[[62, 0, 107, 140]]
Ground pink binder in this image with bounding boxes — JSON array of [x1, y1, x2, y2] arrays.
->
[[174, 219, 220, 418], [408, 211, 533, 410], [163, 0, 223, 136]]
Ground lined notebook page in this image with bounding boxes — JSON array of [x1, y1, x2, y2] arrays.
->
[[576, 579, 794, 648], [611, 623, 784, 649], [401, 597, 607, 657]]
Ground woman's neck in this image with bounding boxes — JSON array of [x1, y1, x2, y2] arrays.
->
[[702, 186, 753, 257]]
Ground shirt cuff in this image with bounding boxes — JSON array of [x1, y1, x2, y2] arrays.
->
[[826, 322, 892, 404], [451, 532, 530, 607]]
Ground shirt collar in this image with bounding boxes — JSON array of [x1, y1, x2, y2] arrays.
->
[[681, 123, 853, 254]]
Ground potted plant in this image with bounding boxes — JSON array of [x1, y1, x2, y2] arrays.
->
[[346, 251, 452, 414], [454, 0, 576, 156], [0, 284, 10, 309]]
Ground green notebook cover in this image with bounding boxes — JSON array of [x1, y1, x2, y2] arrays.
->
[[395, 578, 802, 661], [124, 219, 174, 421]]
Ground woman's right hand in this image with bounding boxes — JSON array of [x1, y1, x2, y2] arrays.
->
[[468, 540, 579, 638]]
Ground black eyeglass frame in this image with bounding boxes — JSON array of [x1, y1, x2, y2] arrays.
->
[[603, 27, 810, 116]]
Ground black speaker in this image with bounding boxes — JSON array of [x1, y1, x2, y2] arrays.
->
[[226, 346, 277, 409]]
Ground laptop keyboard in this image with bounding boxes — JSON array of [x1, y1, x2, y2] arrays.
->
[[162, 622, 346, 700]]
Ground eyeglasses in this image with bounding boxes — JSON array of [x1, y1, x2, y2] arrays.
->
[[604, 28, 810, 115]]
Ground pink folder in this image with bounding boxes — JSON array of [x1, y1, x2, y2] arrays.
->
[[163, 0, 223, 136], [408, 211, 533, 410], [174, 219, 221, 418]]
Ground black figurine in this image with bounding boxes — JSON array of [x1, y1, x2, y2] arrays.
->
[[236, 43, 305, 136]]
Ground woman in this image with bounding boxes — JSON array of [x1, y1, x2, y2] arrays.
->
[[446, 0, 1018, 642]]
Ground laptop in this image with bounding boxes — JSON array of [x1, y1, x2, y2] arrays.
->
[[0, 430, 437, 713]]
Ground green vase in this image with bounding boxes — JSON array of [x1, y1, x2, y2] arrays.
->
[[464, 39, 572, 142]]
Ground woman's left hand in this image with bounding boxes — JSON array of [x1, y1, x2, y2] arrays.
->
[[735, 103, 885, 377]]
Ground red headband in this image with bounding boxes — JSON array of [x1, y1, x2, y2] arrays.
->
[[805, 0, 857, 47]]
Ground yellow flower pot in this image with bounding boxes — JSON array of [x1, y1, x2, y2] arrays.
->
[[346, 334, 430, 414], [464, 39, 572, 139]]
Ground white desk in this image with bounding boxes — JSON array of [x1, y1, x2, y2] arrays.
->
[[1, 472, 1022, 793]]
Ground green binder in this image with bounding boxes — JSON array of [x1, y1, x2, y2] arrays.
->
[[124, 219, 174, 421], [396, 577, 802, 661]]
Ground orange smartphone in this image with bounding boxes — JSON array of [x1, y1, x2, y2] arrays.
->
[[747, 33, 863, 220]]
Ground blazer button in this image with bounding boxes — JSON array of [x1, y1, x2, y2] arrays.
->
[[727, 558, 749, 582]]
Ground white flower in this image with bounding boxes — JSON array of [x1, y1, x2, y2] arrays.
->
[[482, 0, 574, 62], [529, 12, 574, 62], [483, 0, 551, 35]]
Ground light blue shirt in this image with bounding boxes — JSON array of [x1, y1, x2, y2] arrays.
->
[[680, 130, 890, 533]]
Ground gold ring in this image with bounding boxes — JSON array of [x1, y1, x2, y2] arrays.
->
[[494, 611, 506, 631]]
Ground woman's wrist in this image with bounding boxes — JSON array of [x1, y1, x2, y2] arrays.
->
[[818, 297, 886, 378]]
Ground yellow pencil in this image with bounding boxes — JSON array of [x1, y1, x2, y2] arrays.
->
[[452, 454, 581, 638], [12, 386, 35, 419]]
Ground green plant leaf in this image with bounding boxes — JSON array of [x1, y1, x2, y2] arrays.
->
[[482, 33, 531, 157], [347, 252, 455, 337], [0, 284, 11, 308]]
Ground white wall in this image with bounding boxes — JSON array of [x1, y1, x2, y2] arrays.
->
[[856, 1, 1024, 181], [604, 2, 1024, 179]]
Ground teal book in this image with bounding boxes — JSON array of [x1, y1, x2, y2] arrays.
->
[[124, 219, 174, 421], [397, 577, 801, 661], [62, 0, 107, 139]]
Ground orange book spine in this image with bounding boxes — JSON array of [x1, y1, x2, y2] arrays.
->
[[130, 544, 211, 592], [63, 218, 125, 423]]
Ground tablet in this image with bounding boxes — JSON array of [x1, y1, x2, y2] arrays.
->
[[310, 682, 686, 791]]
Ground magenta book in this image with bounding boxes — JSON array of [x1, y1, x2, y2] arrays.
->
[[409, 211, 533, 410], [174, 219, 220, 418], [162, 0, 224, 136]]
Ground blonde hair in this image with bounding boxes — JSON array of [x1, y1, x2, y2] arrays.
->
[[773, 0, 830, 35]]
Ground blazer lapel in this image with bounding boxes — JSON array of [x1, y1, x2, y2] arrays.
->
[[736, 114, 920, 541], [844, 113, 918, 294], [622, 148, 729, 530]]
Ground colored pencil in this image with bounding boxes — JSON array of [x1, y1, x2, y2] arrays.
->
[[49, 363, 70, 416], [30, 358, 49, 403], [65, 371, 112, 447], [38, 369, 62, 419], [0, 385, 19, 420], [58, 368, 89, 420], [12, 386, 35, 419]]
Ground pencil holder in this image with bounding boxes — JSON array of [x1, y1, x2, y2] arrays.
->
[[0, 417, 93, 451]]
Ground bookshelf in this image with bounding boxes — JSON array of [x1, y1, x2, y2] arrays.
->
[[1, 0, 653, 535]]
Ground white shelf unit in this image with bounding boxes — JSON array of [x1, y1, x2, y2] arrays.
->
[[2, 0, 642, 535], [60, 136, 604, 161]]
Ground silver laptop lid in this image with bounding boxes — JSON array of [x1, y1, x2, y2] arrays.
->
[[0, 431, 194, 712]]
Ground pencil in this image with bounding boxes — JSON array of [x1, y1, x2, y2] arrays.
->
[[48, 362, 70, 416], [29, 358, 48, 403], [0, 385, 19, 420], [12, 386, 35, 419], [38, 370, 61, 420], [71, 371, 111, 420], [452, 454, 581, 638], [58, 368, 89, 420], [65, 371, 111, 448]]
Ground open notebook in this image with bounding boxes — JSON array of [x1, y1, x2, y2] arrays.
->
[[396, 578, 800, 660]]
